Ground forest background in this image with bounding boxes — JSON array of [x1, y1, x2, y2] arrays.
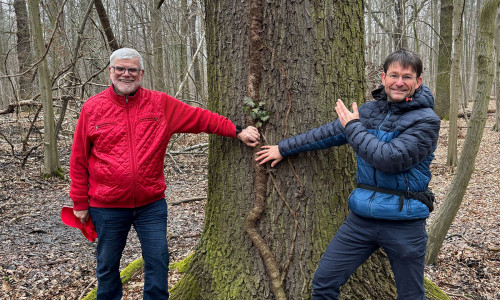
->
[[0, 0, 499, 299]]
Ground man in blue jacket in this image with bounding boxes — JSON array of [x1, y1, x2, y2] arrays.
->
[[256, 49, 440, 299]]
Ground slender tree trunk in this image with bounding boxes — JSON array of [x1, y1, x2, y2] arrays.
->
[[179, 0, 189, 101], [435, 0, 453, 119], [430, 0, 440, 93], [28, 0, 61, 177], [151, 0, 166, 91], [189, 0, 202, 102], [170, 1, 402, 299], [494, 5, 500, 131], [0, 4, 9, 110], [394, 0, 408, 49], [94, 0, 119, 51], [14, 0, 35, 100], [447, 0, 465, 166], [426, 0, 500, 265]]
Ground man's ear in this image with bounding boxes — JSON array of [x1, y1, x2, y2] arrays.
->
[[381, 73, 386, 86], [415, 76, 423, 89]]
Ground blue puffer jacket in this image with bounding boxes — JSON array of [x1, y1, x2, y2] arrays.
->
[[278, 84, 440, 220]]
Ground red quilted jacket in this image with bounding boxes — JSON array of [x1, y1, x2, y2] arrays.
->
[[69, 85, 236, 210]]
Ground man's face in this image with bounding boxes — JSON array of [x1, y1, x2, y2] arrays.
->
[[381, 62, 422, 102], [109, 57, 144, 96]]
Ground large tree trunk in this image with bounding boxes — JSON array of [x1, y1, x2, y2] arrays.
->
[[447, 0, 465, 166], [170, 1, 400, 299], [426, 0, 500, 265], [27, 0, 61, 177], [435, 0, 453, 119]]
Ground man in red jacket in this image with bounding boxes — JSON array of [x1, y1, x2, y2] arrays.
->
[[69, 47, 259, 299]]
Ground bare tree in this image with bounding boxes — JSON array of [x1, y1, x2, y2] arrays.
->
[[14, 0, 35, 101], [151, 0, 166, 91], [447, 0, 465, 166], [435, 0, 453, 119], [94, 0, 119, 51], [27, 0, 61, 177]]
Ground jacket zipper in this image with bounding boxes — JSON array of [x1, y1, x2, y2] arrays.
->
[[125, 95, 138, 205], [369, 104, 392, 217]]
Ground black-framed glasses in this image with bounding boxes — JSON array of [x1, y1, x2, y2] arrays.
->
[[111, 66, 141, 76]]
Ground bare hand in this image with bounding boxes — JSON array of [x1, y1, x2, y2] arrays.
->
[[335, 99, 359, 128], [73, 209, 89, 224], [237, 126, 260, 147], [255, 145, 283, 167]]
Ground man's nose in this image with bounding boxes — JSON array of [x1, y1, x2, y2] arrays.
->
[[394, 77, 405, 85]]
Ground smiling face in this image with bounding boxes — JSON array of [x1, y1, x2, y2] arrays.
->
[[109, 57, 144, 96], [381, 62, 422, 102]]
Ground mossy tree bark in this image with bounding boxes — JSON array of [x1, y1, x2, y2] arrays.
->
[[170, 1, 398, 299]]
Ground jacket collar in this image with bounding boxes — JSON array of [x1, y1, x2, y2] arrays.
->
[[107, 84, 143, 107], [371, 84, 435, 113]]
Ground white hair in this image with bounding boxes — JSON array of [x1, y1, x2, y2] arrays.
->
[[109, 48, 144, 70]]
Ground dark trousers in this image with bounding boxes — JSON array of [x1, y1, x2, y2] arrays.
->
[[312, 212, 427, 300], [89, 199, 170, 300]]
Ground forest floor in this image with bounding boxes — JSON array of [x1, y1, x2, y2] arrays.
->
[[0, 101, 499, 300]]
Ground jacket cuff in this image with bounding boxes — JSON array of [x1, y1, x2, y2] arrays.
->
[[70, 194, 90, 210], [345, 119, 360, 129]]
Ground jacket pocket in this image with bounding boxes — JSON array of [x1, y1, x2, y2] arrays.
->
[[95, 122, 117, 130]]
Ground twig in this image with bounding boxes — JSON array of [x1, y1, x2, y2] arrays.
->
[[79, 278, 97, 300], [0, 131, 15, 156], [166, 152, 183, 173], [175, 38, 204, 99]]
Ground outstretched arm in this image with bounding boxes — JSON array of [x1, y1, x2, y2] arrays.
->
[[237, 126, 260, 147]]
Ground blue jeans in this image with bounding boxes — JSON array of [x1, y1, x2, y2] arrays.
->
[[312, 212, 427, 300], [89, 199, 170, 300]]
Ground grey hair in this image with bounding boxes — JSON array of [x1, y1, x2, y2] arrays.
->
[[109, 48, 144, 70]]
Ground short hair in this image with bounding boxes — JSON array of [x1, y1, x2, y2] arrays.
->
[[109, 48, 144, 70], [383, 49, 422, 78]]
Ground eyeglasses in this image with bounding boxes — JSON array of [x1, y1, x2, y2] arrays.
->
[[111, 66, 141, 76], [387, 74, 415, 83]]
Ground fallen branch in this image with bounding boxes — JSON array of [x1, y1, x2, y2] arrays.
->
[[168, 143, 208, 156], [169, 196, 206, 206], [0, 101, 41, 115]]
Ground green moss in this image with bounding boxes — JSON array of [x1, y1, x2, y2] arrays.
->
[[120, 258, 145, 283], [169, 252, 194, 273], [81, 289, 97, 300], [42, 167, 65, 179], [169, 272, 202, 299], [424, 278, 450, 300]]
